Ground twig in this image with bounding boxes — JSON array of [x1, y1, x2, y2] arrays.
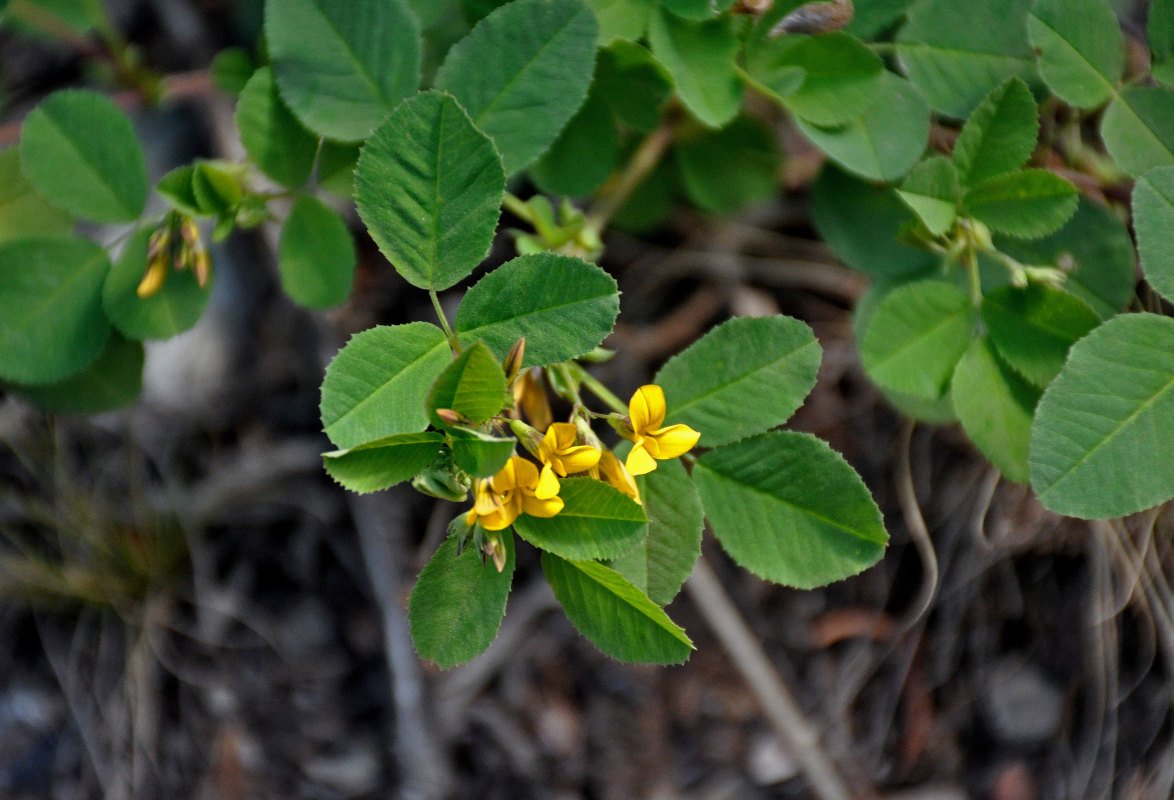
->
[[684, 554, 861, 800], [896, 421, 938, 631], [349, 489, 451, 800]]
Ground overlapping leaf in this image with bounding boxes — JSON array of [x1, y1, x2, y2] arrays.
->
[[323, 432, 446, 493], [514, 478, 648, 561], [278, 196, 355, 309]]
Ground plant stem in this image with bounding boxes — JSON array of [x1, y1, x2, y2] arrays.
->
[[570, 363, 627, 414], [585, 120, 676, 236], [965, 244, 982, 305], [501, 192, 533, 223], [429, 289, 457, 344], [685, 555, 859, 800]]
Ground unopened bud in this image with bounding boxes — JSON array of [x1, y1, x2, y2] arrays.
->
[[435, 408, 467, 427], [574, 416, 603, 449], [503, 338, 526, 383], [770, 0, 853, 37], [607, 413, 635, 439], [508, 418, 544, 457]]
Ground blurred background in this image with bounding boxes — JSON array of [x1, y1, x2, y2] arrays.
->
[[1, 1, 1172, 798]]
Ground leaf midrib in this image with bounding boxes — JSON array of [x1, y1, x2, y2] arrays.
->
[[665, 338, 818, 419]]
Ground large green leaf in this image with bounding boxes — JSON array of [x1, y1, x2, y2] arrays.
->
[[425, 341, 506, 428], [767, 32, 884, 127], [323, 432, 446, 493], [541, 553, 693, 664], [1133, 166, 1174, 304], [409, 533, 514, 668], [0, 236, 110, 384], [1030, 313, 1174, 518], [528, 81, 621, 197], [1101, 86, 1174, 177], [952, 78, 1038, 187], [513, 478, 648, 561], [585, 0, 655, 43], [859, 280, 975, 400], [0, 146, 71, 242], [450, 429, 514, 477], [11, 332, 142, 414], [435, 0, 598, 172], [981, 284, 1100, 387], [609, 457, 702, 606], [896, 0, 1035, 118], [695, 431, 888, 588], [996, 197, 1135, 319], [265, 0, 421, 142], [794, 71, 930, 183], [454, 254, 619, 366], [278, 196, 355, 309], [654, 315, 821, 447], [1151, 0, 1174, 84], [320, 322, 452, 450], [355, 91, 505, 291], [675, 115, 781, 214], [896, 155, 960, 236], [810, 165, 938, 279], [595, 39, 672, 132], [952, 336, 1039, 483], [647, 7, 741, 128], [235, 66, 319, 189], [1027, 0, 1122, 109], [964, 169, 1078, 239], [19, 89, 147, 223], [102, 227, 211, 341]]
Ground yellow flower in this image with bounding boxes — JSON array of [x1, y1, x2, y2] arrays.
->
[[592, 449, 641, 505], [537, 422, 601, 494], [464, 456, 564, 531], [623, 385, 700, 476]]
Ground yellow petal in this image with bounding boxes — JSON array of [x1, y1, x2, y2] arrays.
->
[[479, 505, 517, 531], [136, 259, 168, 298], [558, 444, 601, 475], [648, 423, 701, 460], [535, 463, 561, 499], [549, 422, 579, 451], [522, 492, 564, 518], [625, 440, 658, 476], [599, 450, 641, 504], [629, 385, 666, 433]]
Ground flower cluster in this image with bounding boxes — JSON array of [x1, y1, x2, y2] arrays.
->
[[138, 211, 210, 298]]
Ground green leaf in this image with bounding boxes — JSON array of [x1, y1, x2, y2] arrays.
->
[[585, 0, 655, 43], [952, 336, 1039, 483], [11, 332, 142, 414], [426, 341, 506, 428], [320, 322, 452, 450], [409, 532, 514, 668], [612, 158, 675, 233], [102, 227, 211, 341], [278, 196, 355, 309], [769, 32, 884, 127], [952, 78, 1039, 187], [1027, 0, 1123, 109], [1135, 166, 1174, 303], [654, 316, 821, 448], [860, 280, 974, 400], [846, 0, 917, 38], [154, 166, 204, 218], [210, 47, 255, 95], [265, 0, 421, 142], [450, 429, 514, 477], [5, 0, 94, 33], [1150, 0, 1174, 79], [896, 155, 960, 236], [528, 83, 620, 197], [541, 553, 693, 664], [454, 254, 620, 366], [595, 40, 673, 132], [1101, 86, 1174, 177], [191, 161, 243, 218], [19, 89, 147, 223], [235, 66, 319, 189], [675, 115, 781, 214], [609, 457, 702, 606], [435, 0, 599, 172], [794, 71, 930, 183], [0, 236, 110, 384], [355, 91, 505, 291], [1030, 313, 1174, 518], [514, 478, 648, 561], [662, 0, 732, 19], [964, 169, 1078, 239], [0, 146, 71, 242], [981, 283, 1100, 387], [896, 0, 1035, 118], [317, 142, 361, 198], [323, 432, 446, 493], [647, 7, 741, 128], [995, 197, 1135, 319], [811, 165, 938, 279], [694, 431, 888, 588]]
